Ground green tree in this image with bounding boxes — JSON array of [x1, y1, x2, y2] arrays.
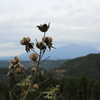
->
[[92, 81, 100, 100], [87, 79, 96, 100], [77, 75, 88, 100]]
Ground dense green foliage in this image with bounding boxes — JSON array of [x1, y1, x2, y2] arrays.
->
[[0, 60, 65, 69], [0, 74, 100, 100], [59, 53, 100, 81], [1, 53, 100, 99]]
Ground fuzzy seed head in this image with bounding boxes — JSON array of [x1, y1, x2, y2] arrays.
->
[[26, 82, 31, 87], [36, 42, 46, 50], [42, 37, 52, 45], [20, 39, 26, 45], [48, 37, 52, 43], [33, 84, 39, 89], [9, 64, 14, 70], [29, 53, 38, 61], [14, 57, 20, 62], [31, 67, 36, 72], [36, 42, 40, 49], [26, 37, 31, 43], [7, 71, 13, 77], [15, 68, 22, 74], [10, 60, 18, 65], [20, 37, 31, 45]]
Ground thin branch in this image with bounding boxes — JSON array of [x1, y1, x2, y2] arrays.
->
[[31, 49, 38, 55], [34, 93, 43, 100], [35, 39, 38, 43], [21, 50, 42, 100], [9, 91, 13, 100], [38, 77, 51, 85], [44, 32, 46, 37], [20, 73, 25, 100], [13, 93, 19, 100], [56, 94, 62, 100], [40, 56, 50, 64]]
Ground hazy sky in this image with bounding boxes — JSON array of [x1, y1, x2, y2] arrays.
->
[[0, 0, 100, 56]]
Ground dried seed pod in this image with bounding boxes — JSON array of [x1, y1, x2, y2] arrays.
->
[[14, 57, 20, 62], [40, 42, 46, 50], [36, 42, 40, 48], [31, 67, 36, 72], [33, 84, 39, 89], [20, 37, 31, 45], [29, 53, 38, 61], [7, 71, 13, 77], [42, 37, 46, 42], [23, 37, 28, 44], [26, 82, 31, 87], [36, 42, 46, 50], [42, 37, 52, 45], [26, 37, 31, 43], [20, 39, 26, 45], [37, 23, 50, 32], [15, 68, 22, 74], [48, 37, 52, 43], [8, 64, 14, 70], [9, 60, 18, 65], [14, 63, 23, 69]]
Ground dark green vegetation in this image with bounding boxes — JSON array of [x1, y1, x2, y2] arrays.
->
[[1, 53, 100, 100], [57, 53, 100, 81], [0, 60, 65, 69], [0, 73, 100, 100]]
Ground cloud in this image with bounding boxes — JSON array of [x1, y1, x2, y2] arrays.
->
[[0, 0, 100, 56]]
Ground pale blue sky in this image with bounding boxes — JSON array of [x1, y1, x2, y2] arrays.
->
[[0, 0, 100, 56]]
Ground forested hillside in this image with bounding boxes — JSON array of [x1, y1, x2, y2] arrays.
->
[[58, 53, 100, 81], [1, 54, 100, 99], [0, 60, 66, 69]]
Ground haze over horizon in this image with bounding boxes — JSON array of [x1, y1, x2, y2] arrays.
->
[[0, 0, 100, 56]]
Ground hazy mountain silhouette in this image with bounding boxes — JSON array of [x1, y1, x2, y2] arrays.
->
[[0, 43, 100, 60]]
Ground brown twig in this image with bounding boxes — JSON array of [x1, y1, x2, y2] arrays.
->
[[34, 93, 43, 100], [40, 56, 50, 64], [21, 50, 42, 100], [38, 77, 51, 85]]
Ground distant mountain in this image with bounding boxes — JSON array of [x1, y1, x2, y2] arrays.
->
[[0, 43, 100, 60], [57, 53, 100, 81], [43, 43, 100, 59]]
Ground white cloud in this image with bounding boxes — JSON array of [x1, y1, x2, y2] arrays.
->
[[0, 0, 100, 56]]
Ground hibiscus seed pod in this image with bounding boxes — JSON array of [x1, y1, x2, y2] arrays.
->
[[14, 57, 20, 62], [20, 39, 26, 45], [23, 37, 28, 44], [15, 68, 22, 74], [36, 42, 46, 50], [9, 64, 14, 70], [42, 37, 52, 45], [36, 42, 40, 49], [48, 37, 52, 43], [10, 60, 18, 65], [31, 67, 36, 72], [26, 82, 31, 87], [40, 42, 46, 50], [33, 84, 39, 89], [7, 71, 13, 77], [37, 23, 50, 32], [42, 37, 46, 42], [29, 53, 38, 61], [26, 37, 31, 43]]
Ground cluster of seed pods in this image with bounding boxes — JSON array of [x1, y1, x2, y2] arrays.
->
[[7, 57, 23, 77]]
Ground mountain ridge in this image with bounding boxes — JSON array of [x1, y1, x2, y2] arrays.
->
[[0, 43, 100, 60]]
